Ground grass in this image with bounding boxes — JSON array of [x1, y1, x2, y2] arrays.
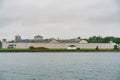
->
[[0, 48, 119, 52]]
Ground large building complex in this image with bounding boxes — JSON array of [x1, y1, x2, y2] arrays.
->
[[2, 35, 115, 49]]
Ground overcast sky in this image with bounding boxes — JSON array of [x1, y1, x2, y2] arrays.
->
[[0, 0, 120, 40]]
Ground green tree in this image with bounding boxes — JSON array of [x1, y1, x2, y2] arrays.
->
[[96, 46, 99, 50], [113, 38, 120, 44], [77, 47, 80, 50], [113, 45, 119, 50], [103, 36, 114, 43], [77, 37, 81, 40], [29, 46, 35, 49], [88, 36, 103, 43], [0, 41, 2, 49]]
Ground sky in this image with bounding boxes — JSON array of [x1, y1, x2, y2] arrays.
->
[[0, 0, 120, 40]]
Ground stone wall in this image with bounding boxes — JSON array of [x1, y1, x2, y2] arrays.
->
[[2, 42, 114, 49]]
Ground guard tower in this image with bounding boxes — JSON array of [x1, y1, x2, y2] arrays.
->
[[15, 35, 21, 42]]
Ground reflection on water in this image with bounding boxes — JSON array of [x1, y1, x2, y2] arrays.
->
[[0, 52, 120, 80]]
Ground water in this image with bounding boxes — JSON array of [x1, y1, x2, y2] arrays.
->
[[0, 52, 120, 80]]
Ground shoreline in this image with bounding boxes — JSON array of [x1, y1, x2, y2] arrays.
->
[[0, 49, 119, 52]]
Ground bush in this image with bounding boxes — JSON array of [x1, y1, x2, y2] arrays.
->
[[96, 46, 99, 50], [113, 45, 119, 50], [29, 46, 35, 49], [35, 47, 48, 50], [77, 47, 80, 50]]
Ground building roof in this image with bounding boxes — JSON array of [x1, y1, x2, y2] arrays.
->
[[58, 39, 80, 43], [7, 39, 80, 43], [34, 35, 43, 38]]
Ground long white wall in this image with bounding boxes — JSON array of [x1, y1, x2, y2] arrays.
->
[[2, 42, 114, 49]]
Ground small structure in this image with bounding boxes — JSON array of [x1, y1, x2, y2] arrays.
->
[[34, 35, 43, 41], [67, 45, 77, 50], [15, 35, 21, 42], [2, 39, 7, 43], [7, 44, 16, 49]]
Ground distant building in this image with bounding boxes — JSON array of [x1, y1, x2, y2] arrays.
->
[[15, 35, 21, 42], [7, 44, 16, 49], [34, 35, 43, 41], [2, 36, 115, 49], [2, 39, 114, 49], [2, 39, 7, 43]]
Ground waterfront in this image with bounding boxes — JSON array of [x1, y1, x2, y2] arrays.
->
[[0, 52, 120, 80]]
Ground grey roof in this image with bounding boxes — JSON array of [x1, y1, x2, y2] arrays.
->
[[8, 39, 45, 43], [8, 39, 80, 43], [34, 35, 43, 38], [57, 39, 80, 43]]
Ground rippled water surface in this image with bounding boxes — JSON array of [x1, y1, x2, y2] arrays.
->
[[0, 52, 120, 80]]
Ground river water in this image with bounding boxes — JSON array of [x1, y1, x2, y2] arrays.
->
[[0, 52, 120, 80]]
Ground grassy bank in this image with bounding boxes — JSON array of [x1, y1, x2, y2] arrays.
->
[[0, 48, 119, 52]]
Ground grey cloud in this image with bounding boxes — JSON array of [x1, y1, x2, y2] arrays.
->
[[0, 0, 118, 24], [0, 0, 120, 40]]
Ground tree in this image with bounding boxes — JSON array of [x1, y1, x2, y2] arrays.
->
[[77, 47, 80, 50], [0, 41, 2, 49], [113, 45, 119, 50], [29, 46, 35, 49], [77, 37, 81, 40], [103, 36, 114, 43], [113, 38, 120, 44], [88, 36, 103, 43], [96, 46, 99, 50]]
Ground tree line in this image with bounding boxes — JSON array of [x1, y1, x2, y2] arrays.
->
[[78, 36, 120, 44]]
